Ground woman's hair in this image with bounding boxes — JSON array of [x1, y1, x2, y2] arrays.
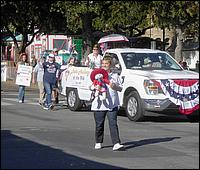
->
[[103, 54, 112, 65], [68, 56, 75, 64], [93, 44, 98, 49], [19, 52, 28, 62]]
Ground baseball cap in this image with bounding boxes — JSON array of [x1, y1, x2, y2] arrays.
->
[[48, 53, 55, 58]]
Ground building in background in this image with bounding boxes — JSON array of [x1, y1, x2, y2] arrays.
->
[[2, 33, 83, 64]]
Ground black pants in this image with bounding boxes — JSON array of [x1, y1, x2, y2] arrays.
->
[[94, 107, 121, 145]]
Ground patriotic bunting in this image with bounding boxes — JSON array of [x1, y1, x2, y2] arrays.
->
[[153, 79, 199, 115]]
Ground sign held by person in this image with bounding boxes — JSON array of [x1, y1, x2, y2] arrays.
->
[[1, 62, 7, 82], [16, 65, 33, 86]]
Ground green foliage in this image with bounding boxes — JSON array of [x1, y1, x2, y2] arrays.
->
[[2, 0, 198, 58], [52, 1, 153, 39], [1, 1, 67, 54], [150, 1, 199, 35]]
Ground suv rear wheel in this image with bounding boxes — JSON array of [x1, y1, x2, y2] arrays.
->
[[67, 88, 82, 111]]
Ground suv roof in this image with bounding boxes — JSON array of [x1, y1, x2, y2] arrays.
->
[[105, 48, 163, 53]]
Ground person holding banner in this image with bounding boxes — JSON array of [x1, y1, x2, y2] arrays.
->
[[16, 53, 30, 103]]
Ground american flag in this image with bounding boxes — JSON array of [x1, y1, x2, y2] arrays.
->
[[153, 79, 199, 115]]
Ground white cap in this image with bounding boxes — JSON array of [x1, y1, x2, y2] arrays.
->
[[48, 53, 55, 58]]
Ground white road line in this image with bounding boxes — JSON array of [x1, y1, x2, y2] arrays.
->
[[1, 92, 19, 95], [2, 98, 18, 102], [1, 102, 14, 106], [25, 102, 39, 105], [2, 97, 66, 106], [3, 98, 38, 102]]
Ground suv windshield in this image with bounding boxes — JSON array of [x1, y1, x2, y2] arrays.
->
[[121, 52, 182, 70]]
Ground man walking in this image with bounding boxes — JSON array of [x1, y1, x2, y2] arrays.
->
[[42, 53, 61, 110], [32, 57, 45, 106]]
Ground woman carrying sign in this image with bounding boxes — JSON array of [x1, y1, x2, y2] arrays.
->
[[16, 53, 30, 103]]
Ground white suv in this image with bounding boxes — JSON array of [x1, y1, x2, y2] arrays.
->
[[61, 48, 199, 121]]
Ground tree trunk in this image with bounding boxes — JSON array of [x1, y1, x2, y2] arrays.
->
[[162, 27, 165, 51], [174, 27, 183, 62], [82, 13, 93, 59]]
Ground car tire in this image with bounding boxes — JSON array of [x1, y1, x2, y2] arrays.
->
[[66, 88, 82, 111], [125, 91, 145, 121]]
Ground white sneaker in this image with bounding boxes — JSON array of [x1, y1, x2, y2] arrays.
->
[[43, 106, 49, 110], [18, 100, 23, 103], [95, 143, 102, 149], [113, 143, 125, 151]]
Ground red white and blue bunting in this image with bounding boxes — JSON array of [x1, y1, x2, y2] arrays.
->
[[153, 79, 199, 115]]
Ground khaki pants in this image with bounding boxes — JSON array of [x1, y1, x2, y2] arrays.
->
[[38, 81, 45, 103]]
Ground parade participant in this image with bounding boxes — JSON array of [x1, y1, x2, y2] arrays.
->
[[42, 53, 61, 110], [59, 56, 76, 79], [30, 55, 37, 68], [85, 44, 103, 69], [52, 48, 60, 104], [16, 52, 30, 103], [90, 55, 125, 151], [32, 57, 45, 106]]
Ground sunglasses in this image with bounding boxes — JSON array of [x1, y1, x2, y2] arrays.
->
[[93, 49, 98, 50]]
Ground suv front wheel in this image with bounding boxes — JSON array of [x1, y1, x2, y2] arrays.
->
[[125, 91, 145, 121]]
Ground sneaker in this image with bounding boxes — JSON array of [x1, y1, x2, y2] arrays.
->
[[43, 106, 49, 110], [113, 143, 125, 151], [18, 100, 23, 103], [95, 143, 102, 150]]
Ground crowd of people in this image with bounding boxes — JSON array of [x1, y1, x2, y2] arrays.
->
[[16, 44, 125, 151]]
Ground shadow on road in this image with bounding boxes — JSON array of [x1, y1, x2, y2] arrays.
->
[[118, 110, 199, 123], [1, 130, 124, 169], [123, 136, 181, 150]]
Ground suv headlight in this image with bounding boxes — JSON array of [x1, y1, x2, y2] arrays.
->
[[144, 80, 163, 95]]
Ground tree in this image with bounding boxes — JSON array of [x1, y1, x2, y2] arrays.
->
[[51, 1, 154, 57], [150, 1, 199, 61], [51, 1, 105, 57], [95, 1, 153, 37], [1, 1, 67, 60]]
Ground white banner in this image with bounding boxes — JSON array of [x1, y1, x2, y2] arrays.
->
[[15, 65, 33, 86], [66, 67, 92, 88]]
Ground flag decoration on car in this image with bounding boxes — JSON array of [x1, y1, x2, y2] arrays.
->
[[153, 79, 199, 115]]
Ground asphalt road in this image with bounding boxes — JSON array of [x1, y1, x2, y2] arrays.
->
[[1, 82, 199, 169]]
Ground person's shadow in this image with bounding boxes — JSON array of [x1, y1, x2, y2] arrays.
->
[[1, 130, 124, 169], [123, 136, 181, 150], [102, 137, 181, 150]]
